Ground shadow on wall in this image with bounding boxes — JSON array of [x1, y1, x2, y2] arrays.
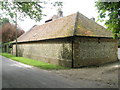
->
[[18, 46, 24, 57], [61, 44, 71, 59], [17, 45, 36, 59], [59, 43, 72, 67], [18, 45, 35, 58], [27, 45, 34, 58]]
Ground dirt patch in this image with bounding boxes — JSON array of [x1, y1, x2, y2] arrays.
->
[[49, 61, 119, 88]]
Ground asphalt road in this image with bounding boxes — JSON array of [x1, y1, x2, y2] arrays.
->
[[1, 56, 82, 88]]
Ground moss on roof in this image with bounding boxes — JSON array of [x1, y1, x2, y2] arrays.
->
[[75, 12, 112, 37], [16, 12, 113, 43]]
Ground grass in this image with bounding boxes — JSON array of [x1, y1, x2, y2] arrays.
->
[[0, 53, 69, 70]]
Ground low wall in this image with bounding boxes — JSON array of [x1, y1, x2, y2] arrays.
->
[[73, 37, 118, 67], [13, 38, 72, 67]]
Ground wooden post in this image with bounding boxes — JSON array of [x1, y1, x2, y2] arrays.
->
[[15, 9, 18, 57]]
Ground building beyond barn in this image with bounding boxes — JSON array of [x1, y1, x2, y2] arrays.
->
[[12, 12, 118, 68]]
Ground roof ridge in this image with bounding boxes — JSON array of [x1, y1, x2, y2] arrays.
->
[[73, 12, 79, 36]]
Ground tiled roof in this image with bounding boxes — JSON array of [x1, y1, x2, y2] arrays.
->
[[75, 13, 112, 37], [16, 12, 113, 43]]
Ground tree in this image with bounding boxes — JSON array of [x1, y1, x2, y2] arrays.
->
[[0, 22, 25, 43], [0, 18, 9, 26], [95, 1, 120, 38], [53, 1, 63, 11], [0, 18, 10, 42], [0, 1, 63, 23], [0, 1, 45, 23]]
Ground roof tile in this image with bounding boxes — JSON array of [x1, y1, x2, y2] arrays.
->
[[16, 12, 113, 43]]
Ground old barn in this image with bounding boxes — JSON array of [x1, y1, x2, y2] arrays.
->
[[12, 12, 118, 67]]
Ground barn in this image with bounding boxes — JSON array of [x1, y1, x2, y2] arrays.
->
[[12, 12, 118, 67]]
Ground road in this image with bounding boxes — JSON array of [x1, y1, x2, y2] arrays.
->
[[1, 56, 82, 88]]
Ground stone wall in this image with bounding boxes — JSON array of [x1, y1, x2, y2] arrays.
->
[[12, 37, 118, 68], [13, 38, 72, 67], [73, 37, 118, 67]]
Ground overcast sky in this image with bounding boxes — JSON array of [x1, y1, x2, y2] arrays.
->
[[17, 0, 103, 32]]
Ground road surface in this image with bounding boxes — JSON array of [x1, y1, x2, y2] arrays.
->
[[1, 56, 83, 88]]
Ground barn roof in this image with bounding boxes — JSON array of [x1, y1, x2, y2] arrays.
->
[[16, 12, 113, 43]]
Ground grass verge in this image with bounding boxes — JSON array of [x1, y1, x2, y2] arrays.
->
[[0, 53, 69, 70]]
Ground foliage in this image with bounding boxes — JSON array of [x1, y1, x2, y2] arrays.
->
[[53, 1, 63, 11], [1, 53, 69, 70], [0, 18, 9, 26], [0, 1, 63, 23], [95, 1, 120, 38], [0, 22, 25, 43], [0, 1, 44, 22]]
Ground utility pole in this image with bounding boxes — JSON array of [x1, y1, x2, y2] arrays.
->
[[15, 8, 18, 57]]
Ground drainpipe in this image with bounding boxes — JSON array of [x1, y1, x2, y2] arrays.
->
[[71, 36, 74, 68]]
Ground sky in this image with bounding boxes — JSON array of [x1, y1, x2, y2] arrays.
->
[[17, 0, 103, 32]]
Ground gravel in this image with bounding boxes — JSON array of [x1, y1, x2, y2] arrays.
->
[[49, 61, 119, 88]]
